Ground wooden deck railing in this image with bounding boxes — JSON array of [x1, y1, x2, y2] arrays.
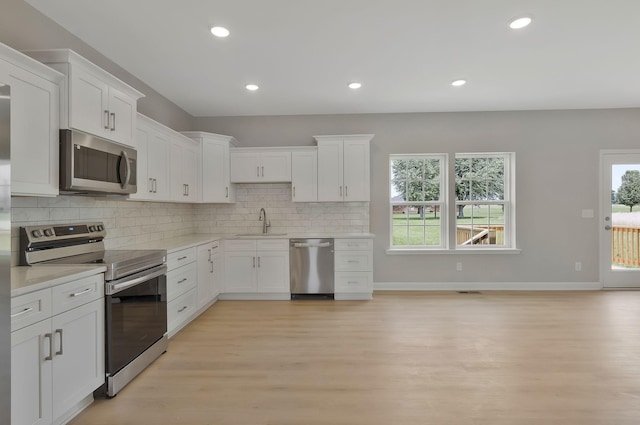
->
[[456, 225, 505, 245], [612, 226, 640, 267]]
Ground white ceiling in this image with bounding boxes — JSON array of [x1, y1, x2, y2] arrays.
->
[[24, 0, 640, 117]]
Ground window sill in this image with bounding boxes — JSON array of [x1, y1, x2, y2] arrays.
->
[[385, 248, 522, 255]]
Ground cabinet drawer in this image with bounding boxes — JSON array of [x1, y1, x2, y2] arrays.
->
[[51, 274, 104, 316], [224, 239, 257, 252], [167, 247, 196, 270], [256, 239, 289, 251], [11, 288, 52, 332], [167, 288, 197, 333], [335, 251, 373, 272], [335, 272, 372, 293], [335, 239, 373, 251], [167, 263, 197, 301]]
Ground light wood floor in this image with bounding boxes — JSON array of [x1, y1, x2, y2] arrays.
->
[[70, 291, 640, 425]]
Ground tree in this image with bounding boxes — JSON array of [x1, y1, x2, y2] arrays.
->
[[391, 159, 440, 218], [616, 170, 640, 212], [455, 157, 505, 218]]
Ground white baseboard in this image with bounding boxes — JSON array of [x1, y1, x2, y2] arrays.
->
[[374, 281, 603, 291]]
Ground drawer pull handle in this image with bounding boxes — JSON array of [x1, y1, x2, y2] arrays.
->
[[348, 260, 359, 263], [70, 288, 93, 297], [348, 281, 358, 284], [177, 256, 188, 261], [178, 278, 188, 284], [178, 306, 188, 313], [11, 307, 34, 318]]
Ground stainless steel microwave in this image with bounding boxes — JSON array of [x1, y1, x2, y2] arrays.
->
[[60, 129, 137, 195]]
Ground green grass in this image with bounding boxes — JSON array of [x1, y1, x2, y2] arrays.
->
[[392, 205, 504, 246], [612, 204, 637, 213]]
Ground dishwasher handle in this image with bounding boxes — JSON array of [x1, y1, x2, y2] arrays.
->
[[292, 242, 332, 248]]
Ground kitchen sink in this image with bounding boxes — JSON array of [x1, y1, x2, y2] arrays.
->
[[235, 233, 288, 237]]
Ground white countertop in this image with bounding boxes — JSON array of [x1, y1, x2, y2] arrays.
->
[[125, 233, 375, 253], [12, 265, 107, 297]]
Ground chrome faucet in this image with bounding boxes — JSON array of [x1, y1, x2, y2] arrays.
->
[[259, 208, 271, 234]]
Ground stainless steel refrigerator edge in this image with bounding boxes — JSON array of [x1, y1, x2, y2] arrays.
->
[[0, 82, 11, 424], [290, 239, 335, 296]]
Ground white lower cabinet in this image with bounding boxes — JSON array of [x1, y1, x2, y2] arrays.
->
[[166, 247, 197, 337], [11, 274, 105, 425], [196, 241, 221, 310], [334, 238, 373, 300], [223, 239, 290, 299]]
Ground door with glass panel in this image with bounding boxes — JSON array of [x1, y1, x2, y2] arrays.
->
[[600, 151, 640, 288]]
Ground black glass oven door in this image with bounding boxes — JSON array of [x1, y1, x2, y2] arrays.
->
[[106, 273, 167, 375]]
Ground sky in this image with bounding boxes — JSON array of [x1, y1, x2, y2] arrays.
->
[[612, 164, 640, 191]]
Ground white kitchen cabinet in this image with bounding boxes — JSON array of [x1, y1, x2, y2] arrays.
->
[[315, 134, 373, 202], [230, 148, 292, 183], [0, 42, 63, 197], [131, 114, 172, 201], [25, 49, 144, 148], [182, 131, 237, 203], [166, 247, 198, 337], [171, 134, 201, 202], [291, 148, 318, 202], [223, 239, 290, 298], [334, 238, 373, 300], [11, 273, 105, 425], [196, 240, 221, 310]]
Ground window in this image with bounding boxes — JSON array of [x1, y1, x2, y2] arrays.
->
[[389, 152, 515, 251], [390, 155, 447, 249]]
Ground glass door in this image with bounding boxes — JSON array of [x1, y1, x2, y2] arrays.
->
[[600, 151, 640, 288]]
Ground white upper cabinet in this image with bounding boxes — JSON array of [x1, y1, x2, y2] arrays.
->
[[230, 148, 291, 183], [291, 148, 318, 202], [170, 133, 201, 202], [130, 113, 171, 201], [315, 134, 373, 202], [24, 49, 144, 148], [182, 131, 237, 203], [0, 42, 63, 197]]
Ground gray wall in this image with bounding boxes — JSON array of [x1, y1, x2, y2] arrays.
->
[[195, 108, 640, 284], [0, 0, 194, 131]]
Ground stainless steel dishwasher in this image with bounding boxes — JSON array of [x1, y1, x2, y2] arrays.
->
[[290, 238, 334, 298]]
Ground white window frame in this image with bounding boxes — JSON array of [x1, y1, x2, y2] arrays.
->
[[389, 154, 448, 250], [387, 152, 517, 253], [454, 152, 516, 250]]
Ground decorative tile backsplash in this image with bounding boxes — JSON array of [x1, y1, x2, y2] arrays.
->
[[11, 184, 369, 265]]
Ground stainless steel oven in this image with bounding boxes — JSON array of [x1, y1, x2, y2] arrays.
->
[[20, 222, 167, 397], [60, 129, 137, 195]]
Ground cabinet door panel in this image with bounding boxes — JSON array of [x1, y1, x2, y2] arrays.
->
[[130, 125, 151, 199], [260, 151, 291, 182], [202, 140, 231, 202], [230, 152, 260, 182], [257, 251, 289, 293], [343, 140, 370, 201], [147, 129, 171, 200], [108, 87, 136, 147], [51, 299, 105, 419], [317, 140, 343, 201], [69, 67, 109, 137], [11, 320, 53, 425], [182, 143, 200, 201], [224, 252, 257, 292], [291, 150, 317, 202]]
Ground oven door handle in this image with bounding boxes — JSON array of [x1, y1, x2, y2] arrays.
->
[[108, 266, 167, 295]]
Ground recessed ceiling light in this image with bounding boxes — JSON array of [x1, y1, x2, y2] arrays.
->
[[451, 79, 466, 87], [245, 84, 259, 91], [348, 82, 362, 89], [509, 16, 532, 29], [210, 26, 230, 37]]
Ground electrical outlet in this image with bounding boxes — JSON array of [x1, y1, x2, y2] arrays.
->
[[456, 262, 463, 271], [575, 262, 582, 272]]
